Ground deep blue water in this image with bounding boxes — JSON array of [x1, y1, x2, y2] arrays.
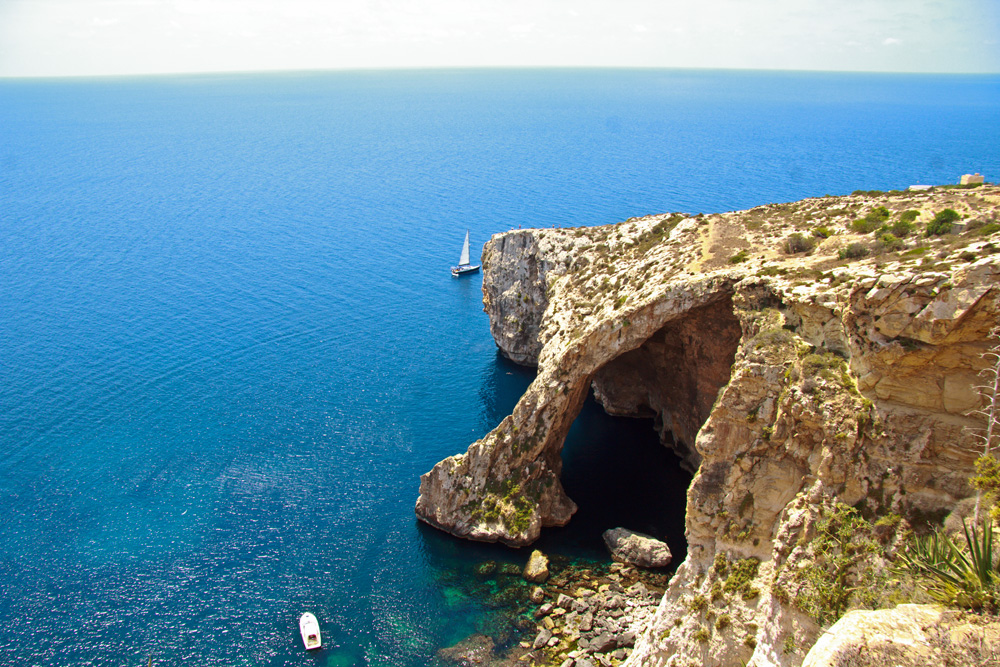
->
[[1, 68, 998, 666]]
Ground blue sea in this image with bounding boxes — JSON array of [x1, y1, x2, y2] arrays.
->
[[1, 69, 998, 666]]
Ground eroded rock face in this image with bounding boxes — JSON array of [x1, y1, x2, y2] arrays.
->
[[591, 296, 742, 471], [481, 228, 584, 366], [416, 186, 1000, 663]]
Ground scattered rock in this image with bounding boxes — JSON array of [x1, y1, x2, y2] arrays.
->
[[532, 629, 552, 650], [602, 528, 672, 568], [529, 586, 545, 604], [523, 550, 550, 583], [475, 561, 497, 577], [588, 633, 617, 653]]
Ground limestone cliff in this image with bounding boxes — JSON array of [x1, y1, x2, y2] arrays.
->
[[416, 185, 1000, 665]]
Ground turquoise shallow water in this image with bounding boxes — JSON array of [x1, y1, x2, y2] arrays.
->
[[1, 69, 998, 665]]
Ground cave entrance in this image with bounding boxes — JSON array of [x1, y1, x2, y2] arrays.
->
[[537, 397, 692, 565], [541, 295, 742, 565], [589, 294, 743, 472]]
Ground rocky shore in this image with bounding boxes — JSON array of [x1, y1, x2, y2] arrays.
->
[[437, 556, 671, 667], [420, 182, 1000, 666]]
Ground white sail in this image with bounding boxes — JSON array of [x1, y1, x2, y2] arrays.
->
[[459, 230, 470, 266]]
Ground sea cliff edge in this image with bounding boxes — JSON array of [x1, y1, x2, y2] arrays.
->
[[417, 184, 1000, 666]]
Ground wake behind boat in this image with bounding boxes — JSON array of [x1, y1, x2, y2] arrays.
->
[[299, 612, 321, 650], [451, 230, 481, 277]]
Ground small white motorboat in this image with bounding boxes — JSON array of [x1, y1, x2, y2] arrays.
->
[[299, 612, 322, 650]]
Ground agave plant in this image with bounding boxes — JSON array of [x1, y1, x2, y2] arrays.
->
[[896, 521, 999, 612]]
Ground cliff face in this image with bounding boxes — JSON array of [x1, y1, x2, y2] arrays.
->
[[416, 186, 1000, 665]]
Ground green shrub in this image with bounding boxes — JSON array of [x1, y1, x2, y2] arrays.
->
[[891, 219, 916, 237], [980, 222, 1000, 236], [729, 249, 750, 264], [724, 557, 761, 600], [851, 206, 891, 234], [785, 233, 817, 254], [693, 626, 710, 643], [838, 242, 870, 260], [713, 551, 729, 576], [926, 209, 961, 236], [715, 613, 731, 630], [794, 503, 885, 625], [900, 210, 920, 223], [868, 206, 890, 222], [813, 226, 832, 239], [851, 218, 881, 234], [876, 232, 904, 252]]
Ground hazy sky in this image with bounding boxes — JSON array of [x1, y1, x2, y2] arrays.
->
[[1, 0, 998, 77]]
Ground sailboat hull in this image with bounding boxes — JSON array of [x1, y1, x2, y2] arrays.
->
[[451, 264, 481, 277]]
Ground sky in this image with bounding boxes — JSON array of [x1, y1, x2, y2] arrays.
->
[[0, 0, 998, 78]]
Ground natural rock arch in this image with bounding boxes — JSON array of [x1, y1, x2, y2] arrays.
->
[[415, 268, 741, 547]]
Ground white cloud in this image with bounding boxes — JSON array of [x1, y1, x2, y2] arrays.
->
[[0, 0, 997, 76]]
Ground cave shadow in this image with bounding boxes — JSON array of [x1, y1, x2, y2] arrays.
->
[[536, 294, 742, 568], [533, 391, 692, 569]]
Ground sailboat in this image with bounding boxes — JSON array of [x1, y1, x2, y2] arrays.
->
[[451, 230, 481, 277]]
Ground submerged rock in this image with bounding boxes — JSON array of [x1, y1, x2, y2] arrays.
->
[[436, 633, 495, 666], [602, 527, 672, 568]]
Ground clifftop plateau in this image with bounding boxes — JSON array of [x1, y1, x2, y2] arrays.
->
[[416, 184, 1000, 666]]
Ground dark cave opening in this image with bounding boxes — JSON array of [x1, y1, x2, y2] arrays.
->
[[536, 393, 692, 567], [541, 294, 743, 565]]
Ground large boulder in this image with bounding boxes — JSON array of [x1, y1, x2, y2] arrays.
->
[[602, 528, 672, 568], [522, 549, 550, 583]]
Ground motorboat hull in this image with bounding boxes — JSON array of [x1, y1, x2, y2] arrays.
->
[[299, 612, 321, 650]]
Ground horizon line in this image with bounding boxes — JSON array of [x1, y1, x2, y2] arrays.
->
[[3, 63, 999, 82]]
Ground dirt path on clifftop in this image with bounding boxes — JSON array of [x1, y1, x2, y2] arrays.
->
[[686, 217, 751, 273]]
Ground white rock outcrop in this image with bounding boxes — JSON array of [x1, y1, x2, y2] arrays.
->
[[802, 604, 1000, 667]]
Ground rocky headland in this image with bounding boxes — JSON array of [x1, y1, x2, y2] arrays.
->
[[418, 184, 1000, 666]]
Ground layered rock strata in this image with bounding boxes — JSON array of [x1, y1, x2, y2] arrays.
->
[[416, 185, 1000, 665]]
